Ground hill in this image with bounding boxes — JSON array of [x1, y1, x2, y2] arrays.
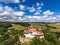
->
[[0, 22, 60, 45], [8, 22, 60, 32]]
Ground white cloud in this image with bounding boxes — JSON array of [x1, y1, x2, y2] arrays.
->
[[0, 6, 25, 16], [27, 3, 42, 14], [0, 5, 25, 22], [0, 2, 58, 22], [27, 16, 41, 19], [14, 11, 25, 16], [0, 18, 3, 20], [19, 5, 25, 10], [28, 16, 32, 18], [27, 4, 42, 15], [0, 0, 20, 3], [0, 6, 25, 21], [34, 12, 40, 15], [0, 11, 11, 16], [0, 6, 4, 12], [0, 6, 13, 16], [52, 17, 56, 20], [42, 15, 48, 18], [14, 0, 20, 3], [43, 10, 54, 15], [37, 7, 41, 9], [18, 15, 58, 22], [29, 7, 35, 12], [34, 10, 42, 15], [36, 2, 44, 6], [32, 16, 41, 18], [36, 2, 40, 6], [4, 6, 14, 12]]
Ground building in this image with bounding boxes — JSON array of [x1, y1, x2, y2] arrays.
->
[[24, 24, 44, 39]]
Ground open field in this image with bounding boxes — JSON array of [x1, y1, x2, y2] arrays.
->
[[48, 23, 60, 32], [8, 23, 27, 30], [12, 24, 27, 30], [8, 22, 60, 32]]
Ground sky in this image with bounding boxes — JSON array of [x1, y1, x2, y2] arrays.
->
[[0, 0, 60, 22]]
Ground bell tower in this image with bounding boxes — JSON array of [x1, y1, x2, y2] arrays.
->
[[28, 24, 33, 29]]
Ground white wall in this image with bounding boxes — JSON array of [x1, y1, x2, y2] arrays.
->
[[24, 33, 34, 38]]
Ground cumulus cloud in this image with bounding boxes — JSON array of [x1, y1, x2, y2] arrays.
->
[[13, 11, 25, 16], [37, 7, 41, 9], [19, 16, 57, 22], [36, 2, 44, 6], [0, 6, 4, 12], [19, 5, 25, 10], [0, 6, 13, 16], [0, 2, 58, 22], [27, 16, 41, 19], [27, 6, 42, 15], [0, 11, 11, 16], [0, 6, 25, 22], [28, 7, 35, 12], [0, 6, 25, 17], [0, 6, 14, 16], [26, 3, 42, 15], [36, 2, 40, 6], [0, 0, 20, 3], [19, 16, 60, 22], [34, 12, 40, 15], [34, 9, 42, 15], [43, 10, 54, 15], [4, 6, 14, 12]]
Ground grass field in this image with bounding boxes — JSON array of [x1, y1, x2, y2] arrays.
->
[[8, 22, 60, 32], [8, 23, 27, 30], [48, 23, 60, 32]]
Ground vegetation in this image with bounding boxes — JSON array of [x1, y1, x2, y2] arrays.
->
[[0, 22, 60, 45]]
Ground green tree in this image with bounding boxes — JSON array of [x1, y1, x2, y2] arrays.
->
[[30, 36, 42, 45], [45, 32, 59, 45], [42, 39, 50, 45]]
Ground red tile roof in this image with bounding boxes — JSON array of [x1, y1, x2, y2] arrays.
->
[[24, 24, 44, 36]]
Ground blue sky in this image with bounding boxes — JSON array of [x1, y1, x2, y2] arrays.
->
[[0, 0, 60, 22]]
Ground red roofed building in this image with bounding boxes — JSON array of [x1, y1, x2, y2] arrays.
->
[[24, 24, 44, 39]]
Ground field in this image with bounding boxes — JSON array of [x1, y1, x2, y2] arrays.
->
[[12, 23, 27, 30], [8, 22, 60, 32], [8, 23, 27, 30], [48, 23, 60, 32]]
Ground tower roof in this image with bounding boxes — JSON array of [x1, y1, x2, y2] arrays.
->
[[29, 24, 33, 28]]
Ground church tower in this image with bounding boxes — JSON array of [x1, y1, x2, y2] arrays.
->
[[28, 24, 33, 29]]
